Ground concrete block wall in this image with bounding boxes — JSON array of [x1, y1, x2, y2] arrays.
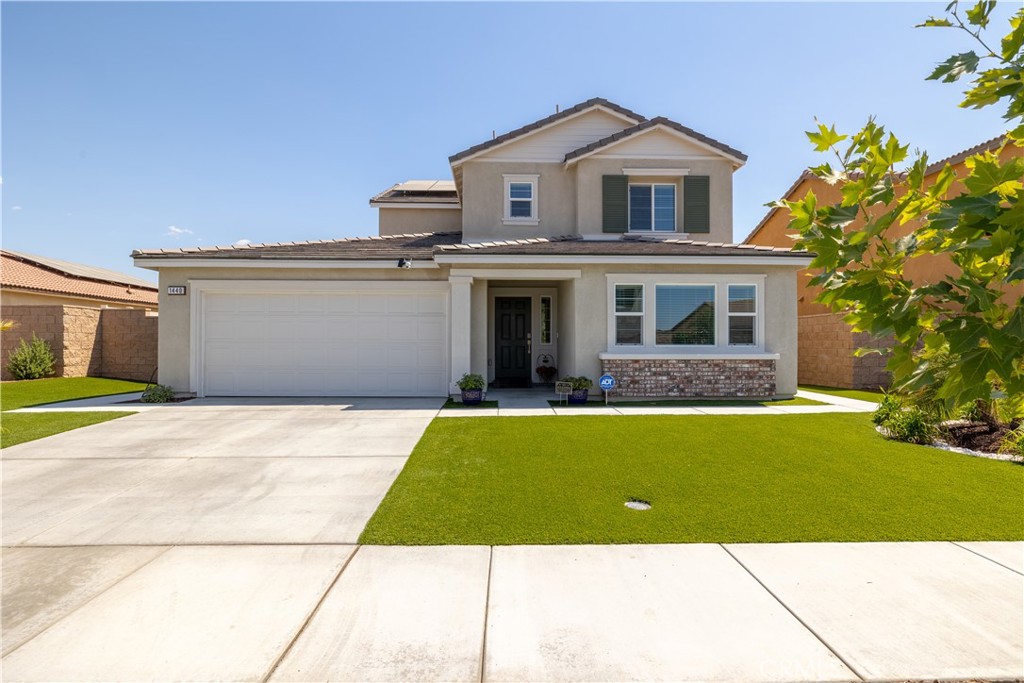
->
[[797, 313, 890, 389], [100, 309, 159, 383], [1, 305, 157, 382]]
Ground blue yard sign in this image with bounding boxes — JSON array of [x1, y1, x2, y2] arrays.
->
[[599, 374, 616, 391]]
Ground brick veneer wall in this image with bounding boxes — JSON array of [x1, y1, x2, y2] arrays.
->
[[601, 358, 776, 398], [797, 313, 890, 389], [1, 305, 157, 382]]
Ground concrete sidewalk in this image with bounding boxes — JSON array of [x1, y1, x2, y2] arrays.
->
[[3, 541, 1020, 682], [438, 387, 875, 417]]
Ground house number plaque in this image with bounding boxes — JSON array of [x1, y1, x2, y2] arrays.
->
[[167, 286, 187, 295]]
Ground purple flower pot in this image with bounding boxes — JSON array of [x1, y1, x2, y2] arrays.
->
[[461, 388, 483, 406], [568, 389, 589, 405]]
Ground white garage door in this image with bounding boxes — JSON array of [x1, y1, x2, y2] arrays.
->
[[200, 287, 448, 397]]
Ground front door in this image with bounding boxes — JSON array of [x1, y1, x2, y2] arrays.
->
[[495, 297, 532, 387]]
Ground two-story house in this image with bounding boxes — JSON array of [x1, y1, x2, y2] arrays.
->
[[133, 98, 810, 399]]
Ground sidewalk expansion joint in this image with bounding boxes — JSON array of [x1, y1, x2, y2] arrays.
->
[[260, 544, 362, 683], [719, 544, 867, 682], [478, 546, 494, 683], [950, 541, 1023, 577]]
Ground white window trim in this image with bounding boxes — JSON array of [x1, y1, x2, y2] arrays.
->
[[727, 284, 758, 347], [503, 174, 540, 225], [627, 182, 676, 233], [613, 284, 644, 346], [605, 274, 766, 354]]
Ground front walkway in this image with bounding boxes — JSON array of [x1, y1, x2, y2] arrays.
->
[[3, 542, 1020, 681], [438, 387, 877, 417]]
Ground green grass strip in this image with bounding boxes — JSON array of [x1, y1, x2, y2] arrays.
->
[[1, 412, 135, 448], [361, 413, 1023, 545]]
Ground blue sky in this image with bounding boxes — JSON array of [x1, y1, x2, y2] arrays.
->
[[2, 1, 1013, 282]]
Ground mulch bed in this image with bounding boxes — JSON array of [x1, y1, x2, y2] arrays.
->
[[941, 419, 1020, 454]]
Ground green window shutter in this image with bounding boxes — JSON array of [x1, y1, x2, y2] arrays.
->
[[602, 175, 628, 233], [684, 176, 710, 233]]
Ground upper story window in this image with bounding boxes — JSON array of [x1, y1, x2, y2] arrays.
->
[[628, 183, 675, 232], [503, 174, 539, 225]]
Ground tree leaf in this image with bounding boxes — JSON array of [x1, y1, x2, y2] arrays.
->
[[1002, 9, 1024, 61], [965, 0, 996, 28], [918, 17, 953, 28], [927, 52, 980, 83]]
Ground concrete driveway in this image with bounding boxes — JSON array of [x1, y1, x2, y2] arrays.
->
[[2, 397, 440, 546]]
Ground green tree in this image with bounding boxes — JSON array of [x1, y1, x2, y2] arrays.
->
[[780, 0, 1024, 416]]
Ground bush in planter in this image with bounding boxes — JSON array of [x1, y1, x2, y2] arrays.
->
[[6, 334, 55, 380], [456, 373, 486, 405], [561, 375, 593, 404], [141, 384, 175, 403], [872, 393, 904, 426]]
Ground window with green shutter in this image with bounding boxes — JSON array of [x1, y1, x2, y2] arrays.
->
[[683, 176, 710, 233], [602, 175, 628, 233]]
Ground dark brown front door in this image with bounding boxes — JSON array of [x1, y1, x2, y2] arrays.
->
[[495, 297, 531, 386]]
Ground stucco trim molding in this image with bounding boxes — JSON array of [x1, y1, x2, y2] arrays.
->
[[599, 351, 781, 361]]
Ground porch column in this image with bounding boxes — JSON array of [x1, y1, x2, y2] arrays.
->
[[449, 275, 474, 393]]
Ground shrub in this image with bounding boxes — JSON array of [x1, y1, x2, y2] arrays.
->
[[456, 373, 486, 391], [881, 407, 936, 445], [872, 392, 903, 426], [141, 384, 175, 403], [997, 425, 1024, 459], [562, 375, 593, 390], [6, 335, 56, 380]]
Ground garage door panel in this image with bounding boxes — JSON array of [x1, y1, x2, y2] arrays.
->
[[202, 289, 447, 397]]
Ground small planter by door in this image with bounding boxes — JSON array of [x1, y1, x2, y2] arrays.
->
[[568, 389, 589, 405], [461, 388, 484, 406]]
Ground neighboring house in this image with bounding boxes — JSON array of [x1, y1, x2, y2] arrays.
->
[[133, 97, 810, 399], [0, 250, 159, 381], [1, 249, 158, 310], [743, 135, 1018, 389]]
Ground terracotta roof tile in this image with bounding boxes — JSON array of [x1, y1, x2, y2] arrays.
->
[[1, 251, 158, 306]]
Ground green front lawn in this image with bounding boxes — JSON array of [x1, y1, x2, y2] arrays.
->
[[442, 398, 499, 409], [1, 377, 148, 411], [361, 413, 1023, 545], [800, 385, 884, 403], [1, 411, 135, 448], [0, 377, 144, 448]]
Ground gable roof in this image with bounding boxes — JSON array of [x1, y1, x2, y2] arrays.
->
[[1, 249, 159, 306], [563, 116, 748, 166], [447, 97, 645, 166], [743, 134, 1010, 245], [132, 232, 464, 261], [132, 231, 809, 265]]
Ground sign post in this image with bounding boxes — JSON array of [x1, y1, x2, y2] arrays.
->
[[599, 374, 616, 406], [554, 381, 572, 405]]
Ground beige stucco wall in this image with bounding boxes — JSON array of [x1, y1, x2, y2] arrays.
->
[[564, 263, 798, 396], [152, 260, 799, 397], [377, 207, 463, 236], [154, 266, 449, 392], [574, 157, 734, 243], [456, 156, 735, 244], [1, 289, 156, 310], [459, 161, 577, 240]]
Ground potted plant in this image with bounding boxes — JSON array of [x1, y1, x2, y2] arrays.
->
[[563, 375, 593, 404], [535, 364, 558, 384], [456, 372, 486, 405]]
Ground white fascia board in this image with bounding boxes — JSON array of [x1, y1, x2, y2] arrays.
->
[[370, 202, 461, 209], [448, 104, 642, 168], [564, 124, 746, 168], [448, 268, 582, 280], [133, 258, 440, 270], [433, 254, 813, 267], [187, 279, 450, 293]]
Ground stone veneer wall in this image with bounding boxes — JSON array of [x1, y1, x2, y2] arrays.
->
[[600, 358, 776, 398], [1, 305, 157, 382], [797, 313, 890, 389]]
